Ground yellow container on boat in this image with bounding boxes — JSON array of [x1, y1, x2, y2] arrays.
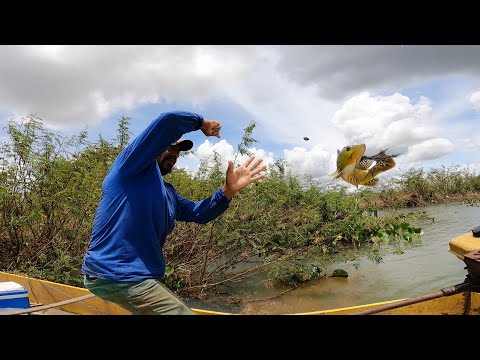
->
[[449, 231, 480, 260]]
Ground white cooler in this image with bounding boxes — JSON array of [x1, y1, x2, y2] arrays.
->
[[0, 281, 30, 313]]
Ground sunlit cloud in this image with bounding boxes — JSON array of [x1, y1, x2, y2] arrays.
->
[[405, 138, 455, 162], [283, 145, 335, 179], [470, 91, 480, 111], [177, 139, 275, 176]]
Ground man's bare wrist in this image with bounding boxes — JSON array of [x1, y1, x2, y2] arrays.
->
[[221, 185, 234, 200]]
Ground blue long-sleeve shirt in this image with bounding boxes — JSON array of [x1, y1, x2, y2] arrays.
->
[[82, 111, 231, 282]]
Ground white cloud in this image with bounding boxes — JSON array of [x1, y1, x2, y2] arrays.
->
[[175, 90, 465, 182], [459, 162, 480, 174], [331, 92, 453, 162], [220, 47, 345, 151], [196, 139, 235, 164], [460, 138, 480, 150], [405, 138, 455, 162], [470, 91, 480, 111], [0, 45, 257, 128], [176, 139, 275, 176], [283, 145, 335, 179]]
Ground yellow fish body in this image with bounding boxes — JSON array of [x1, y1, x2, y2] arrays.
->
[[329, 144, 399, 187]]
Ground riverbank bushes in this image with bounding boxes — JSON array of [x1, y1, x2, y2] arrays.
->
[[0, 116, 478, 297]]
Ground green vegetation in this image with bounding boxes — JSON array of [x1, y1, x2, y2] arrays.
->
[[0, 115, 125, 285], [1, 115, 479, 300], [374, 167, 480, 208]]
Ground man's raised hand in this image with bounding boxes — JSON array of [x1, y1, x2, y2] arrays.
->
[[201, 120, 222, 138]]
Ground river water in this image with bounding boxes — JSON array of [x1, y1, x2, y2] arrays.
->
[[187, 202, 480, 314]]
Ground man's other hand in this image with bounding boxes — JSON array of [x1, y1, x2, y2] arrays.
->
[[222, 156, 267, 200]]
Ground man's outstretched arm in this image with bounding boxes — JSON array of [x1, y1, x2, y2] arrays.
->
[[175, 156, 267, 223]]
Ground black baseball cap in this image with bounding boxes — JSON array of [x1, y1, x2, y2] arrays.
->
[[171, 139, 193, 151]]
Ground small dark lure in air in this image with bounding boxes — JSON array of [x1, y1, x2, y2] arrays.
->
[[303, 137, 310, 141]]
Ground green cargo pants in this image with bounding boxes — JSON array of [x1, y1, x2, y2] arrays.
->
[[84, 275, 196, 315]]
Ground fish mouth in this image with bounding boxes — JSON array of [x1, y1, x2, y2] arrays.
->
[[351, 144, 366, 164]]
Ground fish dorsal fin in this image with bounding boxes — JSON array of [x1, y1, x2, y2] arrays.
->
[[366, 149, 401, 161], [356, 156, 374, 170]]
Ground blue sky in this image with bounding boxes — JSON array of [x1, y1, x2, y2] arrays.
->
[[0, 45, 479, 185]]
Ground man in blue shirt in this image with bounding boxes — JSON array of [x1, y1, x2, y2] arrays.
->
[[82, 110, 267, 314]]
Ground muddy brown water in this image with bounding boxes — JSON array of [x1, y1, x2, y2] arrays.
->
[[186, 202, 480, 314]]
